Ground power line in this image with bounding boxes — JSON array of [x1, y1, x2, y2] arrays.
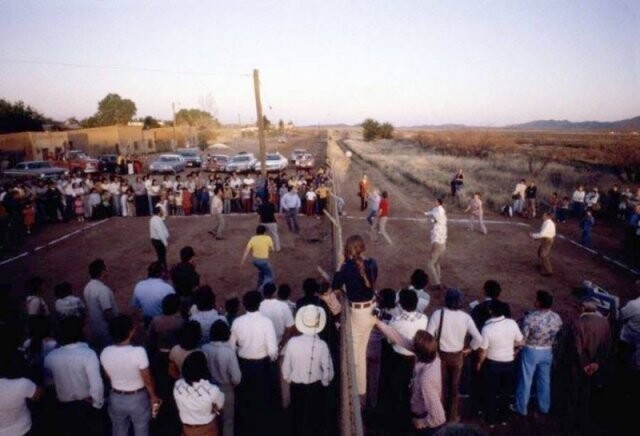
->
[[0, 58, 251, 77]]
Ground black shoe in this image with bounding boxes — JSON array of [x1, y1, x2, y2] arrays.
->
[[208, 231, 216, 237]]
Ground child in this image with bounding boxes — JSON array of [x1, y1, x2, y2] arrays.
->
[[168, 189, 177, 216], [54, 281, 85, 319], [25, 276, 49, 317], [74, 194, 85, 222], [557, 196, 570, 223], [580, 209, 596, 248], [23, 200, 36, 234]]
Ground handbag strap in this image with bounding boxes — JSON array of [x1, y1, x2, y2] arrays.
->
[[436, 309, 445, 347]]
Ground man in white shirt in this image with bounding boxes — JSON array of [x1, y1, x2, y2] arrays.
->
[[209, 187, 224, 240], [512, 179, 527, 214], [230, 291, 278, 436], [530, 212, 556, 276], [383, 290, 428, 432], [426, 288, 482, 422], [150, 205, 169, 270], [84, 259, 118, 351], [282, 305, 334, 436], [44, 317, 106, 436], [424, 198, 448, 288], [280, 186, 301, 234], [131, 261, 175, 327], [477, 301, 524, 427], [259, 283, 294, 345]]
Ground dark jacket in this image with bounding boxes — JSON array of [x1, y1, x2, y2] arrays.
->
[[471, 298, 512, 330]]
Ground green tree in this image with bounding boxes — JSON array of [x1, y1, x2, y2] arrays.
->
[[362, 118, 380, 141], [83, 93, 137, 127], [379, 122, 395, 139], [0, 99, 47, 133], [142, 116, 161, 129], [175, 108, 219, 128]]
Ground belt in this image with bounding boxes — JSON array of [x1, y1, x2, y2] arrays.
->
[[525, 345, 552, 350], [350, 300, 373, 309], [183, 422, 213, 428], [112, 387, 145, 395]]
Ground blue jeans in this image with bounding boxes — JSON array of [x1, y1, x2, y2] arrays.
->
[[366, 209, 378, 226], [515, 346, 552, 415], [252, 259, 274, 290], [581, 230, 592, 248], [108, 390, 150, 436]]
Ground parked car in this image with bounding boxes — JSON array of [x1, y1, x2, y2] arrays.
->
[[290, 148, 307, 163], [2, 161, 68, 180], [53, 150, 99, 174], [253, 152, 289, 172], [98, 154, 120, 173], [176, 148, 203, 168], [225, 153, 257, 173], [149, 154, 187, 174], [206, 154, 229, 172], [295, 153, 315, 170]]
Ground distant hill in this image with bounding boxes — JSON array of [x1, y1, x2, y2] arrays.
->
[[505, 116, 640, 132], [404, 123, 471, 130]]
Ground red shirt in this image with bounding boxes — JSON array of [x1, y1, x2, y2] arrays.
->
[[379, 198, 389, 217]]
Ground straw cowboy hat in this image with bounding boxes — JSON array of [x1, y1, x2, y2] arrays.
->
[[295, 305, 327, 335]]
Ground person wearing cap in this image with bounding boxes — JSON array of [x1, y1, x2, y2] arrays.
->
[[530, 211, 556, 277], [424, 198, 448, 288], [282, 304, 334, 436], [568, 298, 612, 432], [280, 186, 301, 234], [426, 288, 482, 423], [332, 234, 378, 401], [476, 301, 523, 427], [150, 204, 169, 270]]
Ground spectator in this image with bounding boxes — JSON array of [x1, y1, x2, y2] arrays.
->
[[383, 289, 428, 433], [512, 179, 527, 215], [83, 259, 118, 351], [557, 196, 570, 223], [147, 294, 184, 353], [471, 280, 512, 330], [376, 321, 447, 434], [224, 297, 240, 326], [476, 301, 523, 427], [571, 185, 586, 217], [619, 281, 640, 361], [358, 174, 369, 212], [514, 291, 563, 416], [168, 321, 202, 378], [230, 291, 278, 436], [189, 286, 226, 344], [0, 344, 42, 436], [277, 283, 296, 315], [132, 261, 175, 327], [25, 276, 49, 317], [332, 234, 378, 399], [149, 205, 169, 270], [568, 298, 612, 432], [427, 288, 482, 423], [580, 209, 596, 248], [424, 198, 448, 289], [259, 282, 295, 345], [100, 315, 160, 436], [173, 351, 225, 436], [366, 188, 381, 228], [524, 180, 538, 219], [201, 320, 241, 436], [450, 169, 464, 207], [170, 246, 200, 300], [44, 317, 105, 436], [54, 281, 85, 319], [208, 187, 224, 240], [282, 305, 335, 436], [240, 225, 275, 291], [408, 269, 431, 314]]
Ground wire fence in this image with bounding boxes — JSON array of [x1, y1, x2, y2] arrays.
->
[[326, 133, 364, 436]]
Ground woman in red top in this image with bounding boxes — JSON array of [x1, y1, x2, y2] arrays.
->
[[372, 191, 392, 244]]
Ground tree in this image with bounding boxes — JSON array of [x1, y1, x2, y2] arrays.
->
[[142, 116, 161, 129], [175, 108, 218, 128], [379, 122, 394, 139], [362, 118, 381, 141], [278, 119, 284, 134], [0, 99, 47, 133], [84, 93, 137, 127], [260, 115, 271, 131]]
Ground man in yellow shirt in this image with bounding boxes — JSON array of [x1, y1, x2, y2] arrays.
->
[[241, 225, 275, 290], [315, 183, 330, 215]]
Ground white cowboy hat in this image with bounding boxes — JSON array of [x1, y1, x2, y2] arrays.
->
[[295, 305, 327, 335]]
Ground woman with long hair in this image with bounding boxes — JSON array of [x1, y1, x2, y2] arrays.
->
[[331, 234, 378, 402]]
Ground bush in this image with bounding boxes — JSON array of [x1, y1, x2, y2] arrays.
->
[[361, 118, 394, 141]]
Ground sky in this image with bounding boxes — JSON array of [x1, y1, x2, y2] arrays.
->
[[0, 0, 639, 126]]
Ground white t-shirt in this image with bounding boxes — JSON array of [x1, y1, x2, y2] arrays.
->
[[480, 317, 524, 362], [100, 345, 149, 391], [259, 299, 294, 342], [0, 378, 37, 436], [174, 379, 224, 425]]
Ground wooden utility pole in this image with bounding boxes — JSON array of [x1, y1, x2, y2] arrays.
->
[[172, 102, 177, 150], [253, 69, 267, 178]]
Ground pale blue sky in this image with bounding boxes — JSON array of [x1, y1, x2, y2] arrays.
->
[[1, 0, 638, 126]]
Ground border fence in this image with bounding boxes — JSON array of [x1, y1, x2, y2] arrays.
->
[[325, 133, 364, 436]]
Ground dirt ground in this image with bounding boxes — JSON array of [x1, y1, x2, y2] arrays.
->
[[0, 133, 332, 310]]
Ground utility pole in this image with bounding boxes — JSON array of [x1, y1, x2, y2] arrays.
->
[[172, 102, 177, 150], [253, 69, 267, 179]]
